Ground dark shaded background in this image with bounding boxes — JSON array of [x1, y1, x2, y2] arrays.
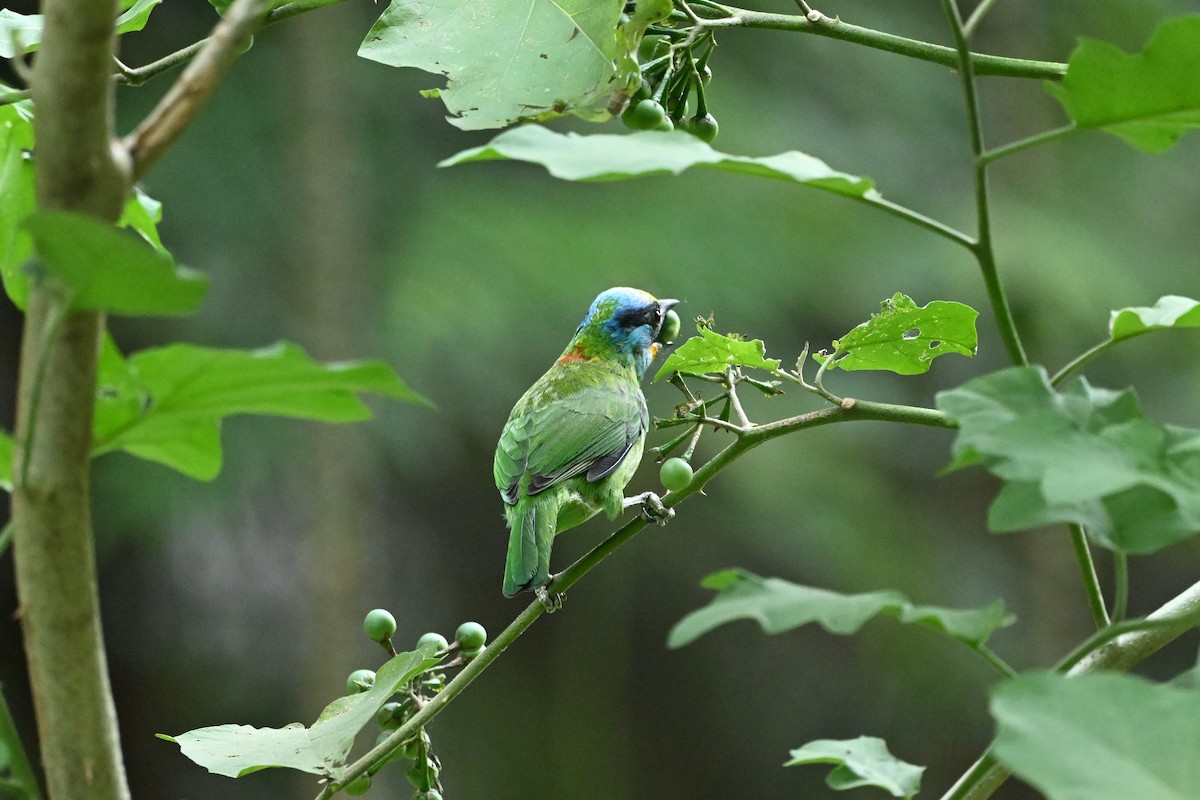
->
[[3, 0, 1200, 797]]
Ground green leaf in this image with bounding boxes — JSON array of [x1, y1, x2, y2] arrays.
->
[[786, 736, 924, 799], [815, 293, 978, 375], [0, 91, 34, 309], [1109, 295, 1200, 343], [23, 211, 208, 316], [114, 0, 162, 35], [992, 672, 1200, 800], [0, 428, 11, 493], [93, 340, 429, 481], [653, 325, 781, 383], [1046, 16, 1200, 152], [0, 11, 41, 58], [667, 569, 1013, 649], [937, 366, 1200, 554], [359, 0, 622, 130], [441, 125, 876, 197], [168, 648, 440, 778], [118, 187, 166, 252], [0, 0, 160, 57]]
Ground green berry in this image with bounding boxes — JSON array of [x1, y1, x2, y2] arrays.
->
[[377, 701, 404, 730], [455, 621, 487, 650], [363, 609, 397, 643], [344, 774, 371, 796], [418, 792, 444, 800], [461, 644, 486, 661], [657, 308, 681, 344], [623, 98, 666, 131], [655, 115, 674, 132], [689, 113, 719, 143], [346, 669, 376, 695], [631, 77, 652, 103], [698, 64, 713, 85], [660, 457, 693, 492], [417, 632, 449, 651]]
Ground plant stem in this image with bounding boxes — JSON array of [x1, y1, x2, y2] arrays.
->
[[315, 397, 954, 797], [0, 684, 41, 800], [979, 124, 1078, 165], [123, 0, 276, 179], [1112, 551, 1128, 622], [1069, 524, 1109, 628], [941, 581, 1200, 800], [940, 0, 1028, 367], [0, 521, 11, 561], [961, 0, 1002, 38], [703, 8, 1066, 79], [1050, 339, 1113, 387], [859, 196, 978, 251], [971, 644, 1017, 680]]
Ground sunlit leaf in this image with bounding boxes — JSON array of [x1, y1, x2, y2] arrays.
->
[[93, 341, 429, 481], [1046, 16, 1200, 152], [992, 672, 1200, 800], [23, 211, 207, 316], [443, 125, 876, 197], [0, 90, 34, 308], [165, 648, 439, 778], [360, 0, 623, 130], [668, 569, 1013, 648], [1109, 295, 1200, 343], [0, 429, 12, 493], [786, 736, 924, 799], [117, 188, 166, 252], [815, 293, 978, 375], [654, 325, 780, 382], [937, 366, 1200, 553]]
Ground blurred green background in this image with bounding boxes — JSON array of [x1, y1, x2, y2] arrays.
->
[[3, 0, 1200, 798]]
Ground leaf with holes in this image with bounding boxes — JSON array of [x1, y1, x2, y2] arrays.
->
[[815, 293, 978, 375], [1046, 16, 1200, 152], [359, 0, 623, 130], [786, 737, 924, 799], [667, 569, 1013, 648], [653, 325, 781, 382], [937, 366, 1200, 553], [992, 672, 1200, 800]]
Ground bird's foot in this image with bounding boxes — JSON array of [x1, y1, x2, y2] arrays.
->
[[535, 585, 565, 613], [625, 491, 675, 525]]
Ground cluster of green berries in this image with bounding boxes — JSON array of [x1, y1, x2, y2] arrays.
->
[[619, 31, 719, 142], [340, 610, 490, 799]]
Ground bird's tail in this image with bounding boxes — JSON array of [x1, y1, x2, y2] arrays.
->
[[503, 497, 557, 598]]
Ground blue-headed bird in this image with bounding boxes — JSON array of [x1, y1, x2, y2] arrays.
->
[[494, 288, 678, 598]]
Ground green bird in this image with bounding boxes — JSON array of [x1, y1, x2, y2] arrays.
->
[[494, 288, 679, 598]]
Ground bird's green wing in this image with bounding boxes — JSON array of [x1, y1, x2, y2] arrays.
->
[[494, 382, 646, 504]]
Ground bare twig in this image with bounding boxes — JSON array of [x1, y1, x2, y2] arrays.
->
[[122, 0, 274, 179]]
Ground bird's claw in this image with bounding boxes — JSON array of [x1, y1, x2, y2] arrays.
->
[[626, 491, 674, 525], [535, 585, 565, 613]]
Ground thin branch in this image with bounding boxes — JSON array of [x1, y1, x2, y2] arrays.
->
[[122, 0, 276, 179], [961, 0, 1002, 39], [700, 8, 1066, 80], [315, 398, 954, 797], [940, 0, 1028, 367], [1112, 551, 1129, 622], [979, 124, 1079, 165], [1069, 524, 1108, 628], [1050, 339, 1113, 387], [859, 195, 978, 251], [971, 644, 1017, 680]]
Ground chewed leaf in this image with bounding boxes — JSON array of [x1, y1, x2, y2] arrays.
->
[[786, 736, 924, 799], [168, 648, 440, 778], [1046, 16, 1200, 152], [359, 0, 622, 130], [653, 325, 781, 382], [442, 125, 875, 197], [668, 569, 1013, 648], [1109, 295, 1200, 342], [817, 293, 978, 375]]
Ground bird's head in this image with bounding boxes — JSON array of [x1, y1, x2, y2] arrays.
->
[[567, 287, 679, 379]]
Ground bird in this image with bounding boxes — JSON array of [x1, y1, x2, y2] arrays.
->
[[494, 287, 679, 599]]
